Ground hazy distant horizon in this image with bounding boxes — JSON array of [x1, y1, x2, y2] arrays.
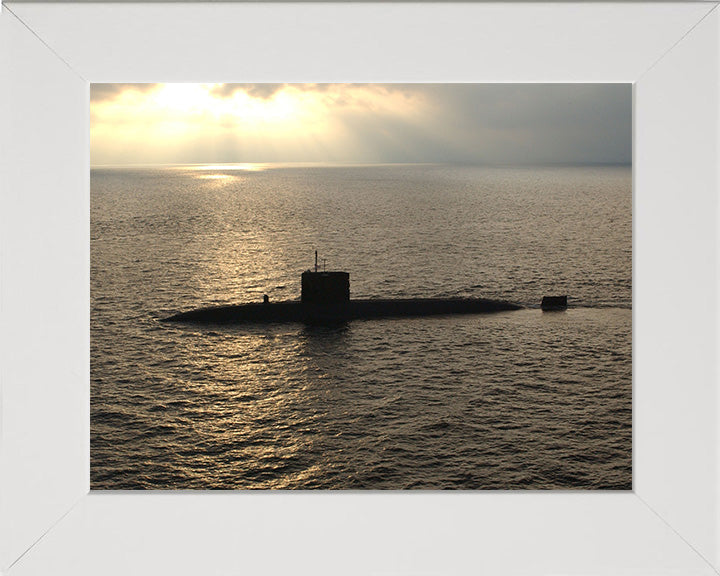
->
[[91, 159, 633, 169]]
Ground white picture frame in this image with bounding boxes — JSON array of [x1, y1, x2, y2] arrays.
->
[[1, 2, 719, 574]]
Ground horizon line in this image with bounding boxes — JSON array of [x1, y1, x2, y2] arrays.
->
[[90, 160, 633, 169]]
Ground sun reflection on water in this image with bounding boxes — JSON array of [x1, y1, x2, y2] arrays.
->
[[165, 326, 330, 488], [187, 163, 267, 183], [196, 174, 235, 181], [189, 163, 267, 172]]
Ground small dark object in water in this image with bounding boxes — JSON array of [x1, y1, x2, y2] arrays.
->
[[263, 294, 269, 304], [541, 295, 568, 311]]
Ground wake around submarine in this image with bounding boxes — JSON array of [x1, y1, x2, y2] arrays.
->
[[163, 252, 525, 325]]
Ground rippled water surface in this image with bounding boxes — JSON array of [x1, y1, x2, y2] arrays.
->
[[91, 164, 631, 489]]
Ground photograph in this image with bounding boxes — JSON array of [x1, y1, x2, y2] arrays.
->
[[90, 83, 632, 490]]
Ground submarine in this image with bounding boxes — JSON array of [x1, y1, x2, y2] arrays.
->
[[164, 252, 522, 325]]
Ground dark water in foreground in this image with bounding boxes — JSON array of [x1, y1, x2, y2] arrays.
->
[[91, 164, 631, 489]]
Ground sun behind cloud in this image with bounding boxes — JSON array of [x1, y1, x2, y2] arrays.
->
[[90, 84, 429, 166], [90, 83, 632, 166]]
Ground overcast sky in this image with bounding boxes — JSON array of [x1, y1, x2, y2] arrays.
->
[[90, 83, 631, 166]]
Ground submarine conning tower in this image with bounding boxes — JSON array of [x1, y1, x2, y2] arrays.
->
[[301, 251, 350, 306]]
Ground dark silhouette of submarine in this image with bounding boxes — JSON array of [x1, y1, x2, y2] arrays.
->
[[164, 252, 522, 325]]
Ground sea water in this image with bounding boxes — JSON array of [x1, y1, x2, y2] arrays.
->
[[91, 163, 631, 489]]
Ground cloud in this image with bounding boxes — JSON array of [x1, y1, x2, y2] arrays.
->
[[91, 83, 160, 102], [210, 83, 286, 100], [412, 84, 631, 164], [209, 83, 403, 102]]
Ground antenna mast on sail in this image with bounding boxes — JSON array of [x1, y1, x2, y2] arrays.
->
[[315, 250, 318, 273]]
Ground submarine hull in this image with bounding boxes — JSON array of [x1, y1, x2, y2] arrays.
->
[[164, 297, 521, 325]]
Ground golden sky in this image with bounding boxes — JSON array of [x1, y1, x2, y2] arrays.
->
[[91, 83, 631, 166]]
